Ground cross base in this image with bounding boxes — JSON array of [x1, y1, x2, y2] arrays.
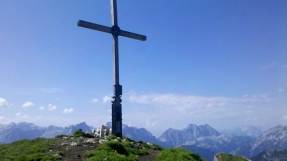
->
[[111, 86, 122, 137]]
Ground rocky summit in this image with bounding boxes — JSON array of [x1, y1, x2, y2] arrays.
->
[[157, 124, 220, 146], [157, 123, 252, 154], [220, 126, 264, 138], [250, 148, 287, 161], [231, 125, 287, 158]]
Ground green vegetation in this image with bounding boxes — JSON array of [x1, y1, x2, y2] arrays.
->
[[215, 153, 248, 161], [0, 133, 208, 161], [0, 138, 62, 161], [156, 148, 207, 161], [55, 134, 68, 138], [84, 135, 163, 161], [84, 141, 138, 161], [73, 128, 86, 137]]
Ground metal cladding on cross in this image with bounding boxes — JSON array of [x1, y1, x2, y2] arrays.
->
[[77, 20, 146, 41], [77, 0, 146, 138]]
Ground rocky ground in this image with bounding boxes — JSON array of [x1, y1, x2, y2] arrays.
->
[[49, 136, 161, 161]]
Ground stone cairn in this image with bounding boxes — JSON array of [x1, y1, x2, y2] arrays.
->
[[86, 125, 112, 138]]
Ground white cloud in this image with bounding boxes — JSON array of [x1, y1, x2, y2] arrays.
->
[[128, 92, 230, 108], [22, 102, 34, 107], [90, 98, 99, 103], [145, 120, 158, 127], [63, 108, 74, 113], [41, 88, 60, 93], [34, 116, 43, 119], [0, 116, 4, 120], [39, 106, 45, 110], [103, 96, 112, 104], [15, 113, 29, 117], [279, 89, 284, 92], [282, 115, 287, 120], [15, 112, 22, 116], [48, 104, 57, 111], [0, 98, 9, 108], [18, 91, 32, 95], [128, 92, 272, 109], [124, 91, 279, 132], [259, 62, 276, 70], [36, 90, 277, 137]]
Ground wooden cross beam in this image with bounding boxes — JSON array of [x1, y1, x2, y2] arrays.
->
[[77, 0, 146, 137]]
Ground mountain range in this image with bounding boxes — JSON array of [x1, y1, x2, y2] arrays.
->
[[0, 122, 286, 161], [0, 122, 91, 144], [220, 126, 264, 138], [250, 148, 287, 161], [231, 125, 287, 158], [157, 124, 254, 159]]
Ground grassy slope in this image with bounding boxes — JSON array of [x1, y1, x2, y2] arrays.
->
[[215, 153, 249, 161], [0, 138, 62, 161], [156, 148, 207, 161], [0, 137, 205, 161], [83, 136, 162, 161], [0, 131, 216, 161]]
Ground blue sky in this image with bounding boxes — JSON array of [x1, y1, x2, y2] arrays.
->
[[0, 0, 286, 137]]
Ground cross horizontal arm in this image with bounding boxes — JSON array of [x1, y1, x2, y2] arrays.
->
[[78, 20, 111, 34], [78, 20, 146, 41], [120, 30, 146, 41]]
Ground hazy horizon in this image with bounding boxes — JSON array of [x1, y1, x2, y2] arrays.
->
[[0, 120, 280, 137]]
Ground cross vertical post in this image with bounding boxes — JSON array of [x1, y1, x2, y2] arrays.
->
[[77, 0, 146, 138], [110, 0, 122, 138]]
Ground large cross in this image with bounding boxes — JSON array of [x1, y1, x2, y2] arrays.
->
[[77, 0, 146, 137]]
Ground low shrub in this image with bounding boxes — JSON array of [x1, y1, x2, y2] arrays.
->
[[55, 134, 68, 138], [84, 141, 138, 161], [150, 144, 164, 150], [84, 139, 155, 161], [216, 153, 248, 161], [156, 148, 206, 161], [97, 141, 129, 156], [73, 129, 86, 137], [86, 150, 137, 161]]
